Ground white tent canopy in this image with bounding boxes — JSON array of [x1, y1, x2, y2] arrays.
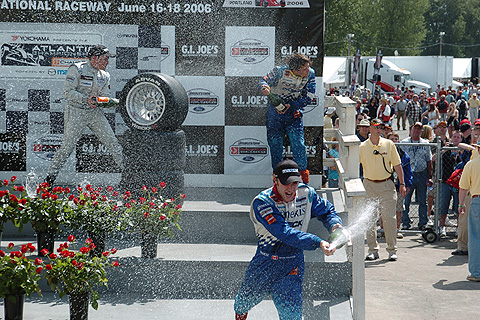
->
[[323, 57, 347, 87], [453, 58, 471, 79]]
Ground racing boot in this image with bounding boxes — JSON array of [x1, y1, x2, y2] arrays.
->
[[300, 169, 310, 184], [235, 313, 248, 320]]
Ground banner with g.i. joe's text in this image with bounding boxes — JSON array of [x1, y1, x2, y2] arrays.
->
[[0, 0, 324, 185]]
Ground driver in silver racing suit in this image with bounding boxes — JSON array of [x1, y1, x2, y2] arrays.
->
[[45, 45, 124, 185]]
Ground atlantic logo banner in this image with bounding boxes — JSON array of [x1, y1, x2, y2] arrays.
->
[[223, 0, 310, 8], [32, 135, 62, 161]]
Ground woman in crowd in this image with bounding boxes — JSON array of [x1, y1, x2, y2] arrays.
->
[[421, 103, 440, 127]]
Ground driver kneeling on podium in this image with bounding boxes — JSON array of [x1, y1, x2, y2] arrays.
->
[[234, 160, 343, 320]]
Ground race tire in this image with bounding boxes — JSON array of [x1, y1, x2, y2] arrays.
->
[[120, 130, 186, 172], [120, 73, 188, 132], [120, 170, 185, 199]]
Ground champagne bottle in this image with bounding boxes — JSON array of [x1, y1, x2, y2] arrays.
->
[[328, 228, 351, 250], [268, 93, 287, 113], [94, 96, 119, 108]]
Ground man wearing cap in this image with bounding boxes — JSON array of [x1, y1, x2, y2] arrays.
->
[[400, 122, 433, 230], [460, 119, 472, 145], [234, 159, 343, 319], [259, 52, 315, 184], [468, 93, 480, 122], [458, 146, 480, 282], [396, 94, 408, 131], [359, 119, 406, 261], [45, 45, 124, 186]]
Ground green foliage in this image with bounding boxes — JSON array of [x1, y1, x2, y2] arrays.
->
[[0, 242, 44, 299], [123, 184, 184, 237], [44, 236, 119, 310]]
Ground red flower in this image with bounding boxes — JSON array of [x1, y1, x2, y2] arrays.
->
[[101, 195, 108, 202], [86, 184, 93, 191], [21, 245, 28, 253], [45, 264, 52, 270], [20, 198, 26, 205], [175, 204, 182, 210], [0, 190, 4, 197], [14, 185, 25, 192], [28, 244, 35, 252], [69, 251, 75, 258], [162, 202, 168, 208], [102, 251, 109, 257], [92, 201, 98, 206], [0, 250, 5, 257], [34, 258, 43, 265], [91, 195, 97, 201], [3, 179, 9, 186], [151, 187, 158, 193], [124, 191, 131, 197], [50, 194, 58, 201], [72, 260, 78, 266], [10, 194, 18, 202], [15, 251, 22, 258], [142, 185, 147, 191], [112, 261, 120, 267], [86, 238, 93, 245], [160, 215, 166, 221], [10, 176, 17, 182], [112, 191, 119, 197], [49, 253, 57, 259], [73, 198, 79, 204], [69, 194, 75, 200], [64, 187, 71, 193], [77, 186, 83, 192], [36, 267, 43, 274], [8, 242, 14, 249], [180, 194, 186, 199], [139, 197, 146, 204], [41, 193, 48, 200], [107, 186, 114, 192], [60, 250, 70, 258], [159, 182, 166, 188], [77, 262, 84, 270], [113, 205, 119, 211], [110, 248, 117, 254], [80, 247, 90, 254], [144, 212, 149, 218], [149, 202, 155, 208], [79, 200, 86, 206], [68, 235, 75, 242], [125, 203, 131, 208]]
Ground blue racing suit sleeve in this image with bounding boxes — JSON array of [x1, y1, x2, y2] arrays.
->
[[252, 198, 322, 251], [309, 188, 342, 231], [258, 66, 282, 91], [287, 69, 316, 112]]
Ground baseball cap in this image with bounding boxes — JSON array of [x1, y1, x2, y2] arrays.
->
[[326, 107, 335, 115], [460, 119, 471, 126], [273, 160, 303, 185], [474, 119, 480, 126], [438, 120, 447, 127], [370, 118, 384, 126], [460, 123, 471, 133], [411, 122, 423, 128], [88, 45, 115, 58], [358, 119, 371, 127]]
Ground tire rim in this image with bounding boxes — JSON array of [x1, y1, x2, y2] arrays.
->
[[125, 82, 166, 127]]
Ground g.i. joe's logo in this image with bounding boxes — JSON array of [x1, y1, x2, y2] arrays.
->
[[229, 138, 268, 163], [230, 39, 270, 64]]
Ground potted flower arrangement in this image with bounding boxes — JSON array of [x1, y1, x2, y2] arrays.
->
[[0, 176, 27, 242], [0, 242, 44, 320], [43, 235, 119, 320], [68, 184, 128, 257], [123, 182, 184, 258], [20, 183, 73, 256]]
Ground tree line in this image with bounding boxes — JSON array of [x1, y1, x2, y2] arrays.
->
[[325, 0, 480, 57]]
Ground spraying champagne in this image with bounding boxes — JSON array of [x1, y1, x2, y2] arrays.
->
[[267, 92, 288, 113], [328, 227, 351, 250]]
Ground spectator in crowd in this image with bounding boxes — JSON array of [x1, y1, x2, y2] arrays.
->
[[433, 120, 449, 145], [327, 137, 339, 188], [406, 94, 422, 127], [421, 103, 440, 128], [377, 97, 391, 126], [468, 93, 480, 121], [386, 132, 413, 239], [360, 119, 406, 261], [447, 102, 459, 137], [456, 96, 468, 121], [439, 86, 448, 98], [421, 124, 434, 141], [446, 90, 456, 104], [401, 122, 433, 230], [458, 145, 480, 282], [357, 119, 370, 142], [438, 131, 466, 237], [366, 97, 379, 121], [324, 107, 335, 129], [395, 94, 408, 131], [460, 119, 472, 144], [436, 94, 449, 120]]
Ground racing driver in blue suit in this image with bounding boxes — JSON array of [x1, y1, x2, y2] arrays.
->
[[234, 160, 343, 320], [259, 52, 316, 184]]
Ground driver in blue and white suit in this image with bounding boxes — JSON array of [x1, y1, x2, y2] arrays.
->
[[234, 160, 343, 320], [259, 52, 316, 184]]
